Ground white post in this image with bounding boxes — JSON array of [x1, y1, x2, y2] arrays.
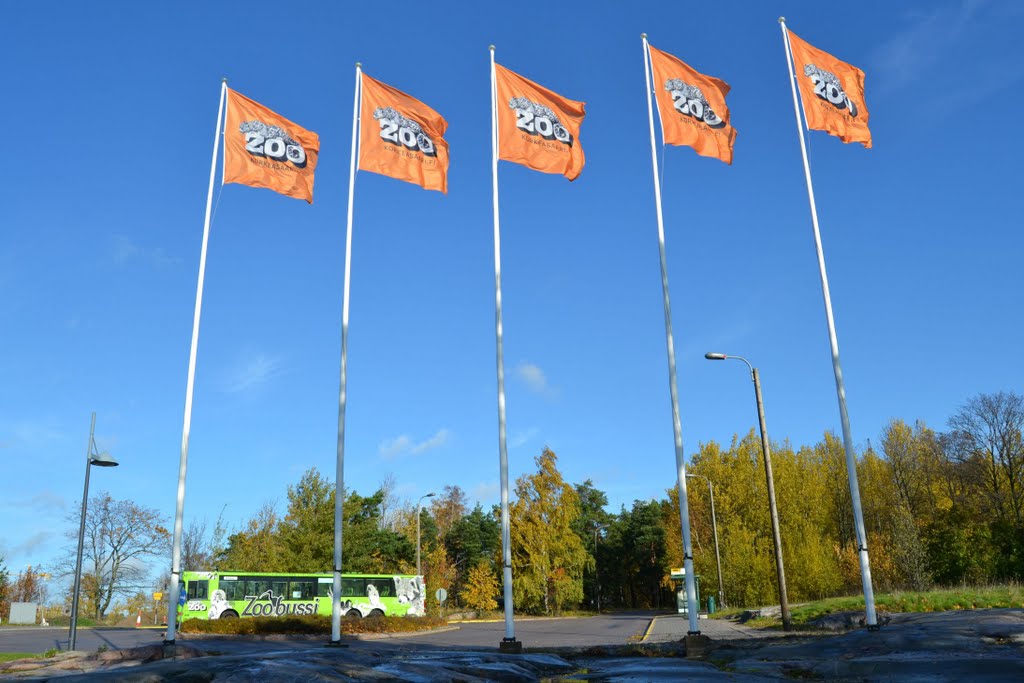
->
[[641, 34, 700, 634], [490, 45, 518, 650], [165, 79, 227, 644], [331, 62, 362, 646], [779, 17, 877, 628]]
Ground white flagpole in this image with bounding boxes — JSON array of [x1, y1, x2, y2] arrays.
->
[[165, 78, 227, 644], [330, 62, 363, 646], [779, 17, 877, 629], [489, 45, 519, 652], [641, 34, 700, 635]]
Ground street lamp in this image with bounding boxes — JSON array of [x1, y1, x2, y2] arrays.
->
[[416, 492, 436, 577], [686, 473, 725, 611], [592, 523, 607, 613], [69, 412, 118, 651], [705, 352, 791, 630]]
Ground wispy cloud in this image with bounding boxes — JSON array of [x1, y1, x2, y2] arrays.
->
[[869, 0, 1011, 94], [515, 361, 556, 396], [378, 429, 451, 459], [472, 481, 499, 504], [222, 351, 283, 393], [509, 427, 539, 449], [2, 491, 68, 512], [111, 235, 179, 268], [0, 418, 66, 449], [5, 532, 54, 560]]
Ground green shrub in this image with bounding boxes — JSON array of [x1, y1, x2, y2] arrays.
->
[[179, 614, 447, 635]]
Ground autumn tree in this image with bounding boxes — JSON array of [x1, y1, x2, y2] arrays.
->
[[219, 502, 288, 571], [430, 485, 468, 540], [510, 448, 591, 614], [0, 555, 9, 620], [56, 493, 169, 619], [461, 560, 499, 611]]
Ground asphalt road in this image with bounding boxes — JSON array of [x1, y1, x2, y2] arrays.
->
[[0, 612, 656, 655]]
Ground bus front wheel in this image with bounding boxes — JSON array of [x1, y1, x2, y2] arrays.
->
[[346, 609, 362, 618], [368, 609, 384, 618], [220, 610, 239, 619]]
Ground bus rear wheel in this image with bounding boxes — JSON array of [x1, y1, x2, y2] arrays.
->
[[368, 609, 385, 618], [346, 609, 362, 618], [220, 611, 239, 619]]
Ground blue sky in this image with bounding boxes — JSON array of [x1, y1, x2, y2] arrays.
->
[[2, 1, 1022, 580]]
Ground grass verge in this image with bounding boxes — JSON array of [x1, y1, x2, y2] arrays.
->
[[715, 584, 1024, 629]]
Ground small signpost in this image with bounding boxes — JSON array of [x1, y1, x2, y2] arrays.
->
[[153, 592, 163, 625], [436, 588, 447, 618]]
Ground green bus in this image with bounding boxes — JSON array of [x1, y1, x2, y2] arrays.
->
[[180, 571, 425, 620]]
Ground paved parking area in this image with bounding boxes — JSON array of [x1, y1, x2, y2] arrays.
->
[[644, 613, 777, 642]]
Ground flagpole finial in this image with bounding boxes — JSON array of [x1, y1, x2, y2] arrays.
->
[[641, 33, 647, 39], [221, 77, 227, 83], [778, 16, 786, 24], [489, 44, 495, 52], [355, 61, 362, 68]]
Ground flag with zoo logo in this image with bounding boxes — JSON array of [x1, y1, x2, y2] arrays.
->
[[358, 74, 450, 193], [648, 43, 736, 165], [787, 30, 871, 148], [223, 89, 320, 203], [494, 64, 586, 181]]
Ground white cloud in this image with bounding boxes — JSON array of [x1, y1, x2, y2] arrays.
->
[[869, 1, 1010, 94], [0, 418, 66, 449], [378, 429, 450, 459], [509, 427, 539, 449], [471, 481, 500, 505], [515, 362, 552, 395], [378, 435, 413, 459], [2, 491, 67, 512], [112, 235, 179, 268], [223, 351, 282, 393], [411, 429, 450, 454]]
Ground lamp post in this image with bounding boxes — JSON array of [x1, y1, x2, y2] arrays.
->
[[705, 352, 791, 630], [416, 492, 436, 577], [686, 473, 725, 610], [592, 523, 607, 613], [69, 412, 118, 650]]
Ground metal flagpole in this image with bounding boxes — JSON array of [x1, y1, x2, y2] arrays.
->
[[330, 62, 363, 646], [165, 78, 227, 644], [778, 17, 877, 629], [489, 45, 520, 652], [641, 34, 700, 635]]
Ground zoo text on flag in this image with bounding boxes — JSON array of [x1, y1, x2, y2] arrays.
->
[[786, 30, 871, 148], [358, 74, 450, 193], [647, 43, 737, 164], [494, 64, 586, 181], [223, 89, 320, 203]]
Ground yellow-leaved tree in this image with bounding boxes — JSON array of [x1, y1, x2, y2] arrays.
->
[[461, 560, 499, 611], [510, 448, 591, 614]]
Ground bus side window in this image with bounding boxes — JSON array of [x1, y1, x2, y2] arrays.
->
[[289, 580, 315, 600], [316, 579, 332, 598], [219, 578, 242, 601], [341, 578, 364, 597], [187, 580, 208, 601]]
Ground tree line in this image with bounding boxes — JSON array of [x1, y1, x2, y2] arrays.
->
[[4, 389, 1019, 622]]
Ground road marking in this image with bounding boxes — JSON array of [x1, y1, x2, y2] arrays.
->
[[640, 616, 659, 642]]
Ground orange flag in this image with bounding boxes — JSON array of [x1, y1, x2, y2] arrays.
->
[[787, 30, 871, 148], [358, 74, 450, 193], [223, 89, 319, 203], [648, 43, 736, 164], [494, 64, 585, 181]]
